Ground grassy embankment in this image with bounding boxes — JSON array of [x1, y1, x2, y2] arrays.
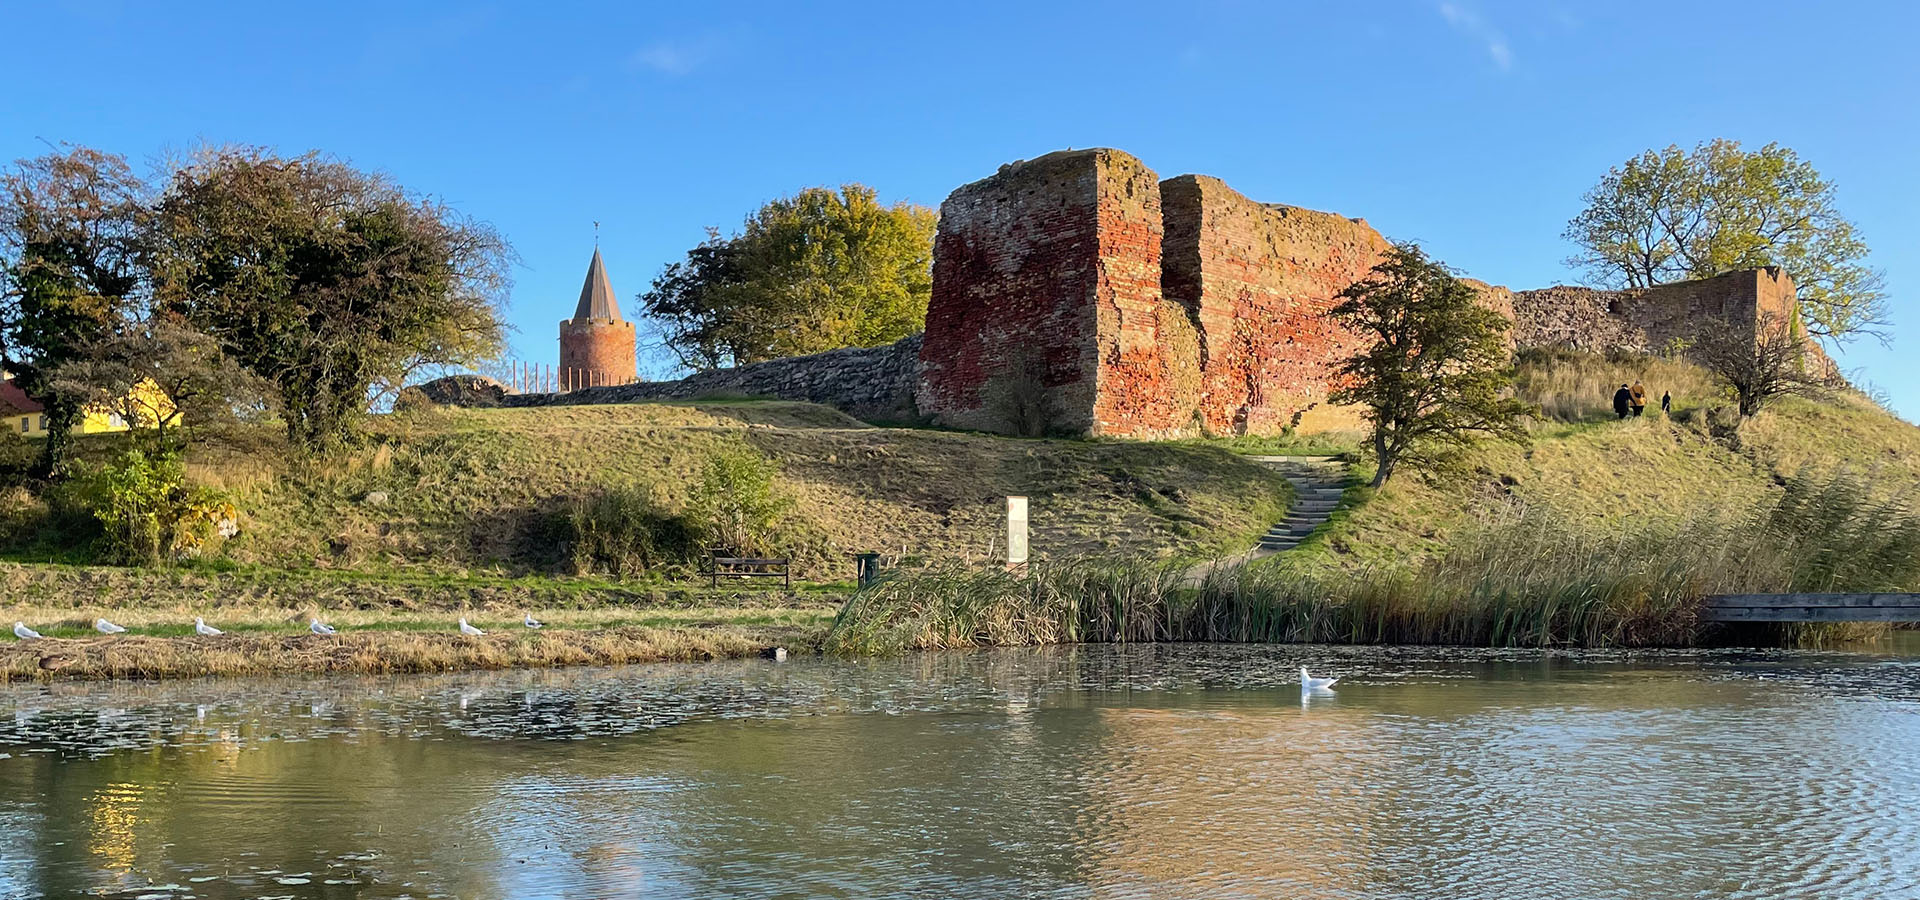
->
[[828, 351, 1920, 653], [1, 399, 1291, 679]]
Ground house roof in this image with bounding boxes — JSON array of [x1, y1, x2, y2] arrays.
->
[[0, 378, 44, 416], [572, 248, 623, 322]]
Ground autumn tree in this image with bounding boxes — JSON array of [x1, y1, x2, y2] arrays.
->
[[1330, 244, 1531, 488], [0, 147, 150, 476], [641, 184, 936, 369], [150, 149, 509, 451], [1692, 313, 1834, 418], [1565, 139, 1885, 343]]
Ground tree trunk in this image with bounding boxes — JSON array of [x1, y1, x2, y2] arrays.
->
[[1371, 433, 1396, 488]]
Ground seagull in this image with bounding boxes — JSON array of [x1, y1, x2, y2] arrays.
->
[[94, 618, 126, 635], [309, 619, 337, 635], [1300, 667, 1339, 691], [523, 613, 544, 630], [194, 617, 223, 636], [13, 622, 43, 640], [459, 618, 485, 636]]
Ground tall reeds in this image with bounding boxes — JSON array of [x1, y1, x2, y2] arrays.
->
[[825, 469, 1920, 654]]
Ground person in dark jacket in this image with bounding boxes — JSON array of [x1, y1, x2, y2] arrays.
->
[[1612, 384, 1632, 420], [1629, 381, 1649, 417], [1661, 391, 1672, 414]]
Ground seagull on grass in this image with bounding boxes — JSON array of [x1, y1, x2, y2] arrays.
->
[[523, 613, 544, 630], [13, 622, 43, 640], [194, 618, 223, 636], [1300, 667, 1339, 691], [309, 619, 337, 636], [459, 618, 485, 636], [94, 618, 126, 635]]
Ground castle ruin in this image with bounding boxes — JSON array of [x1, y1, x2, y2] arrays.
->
[[915, 148, 1808, 438], [438, 148, 1814, 433]]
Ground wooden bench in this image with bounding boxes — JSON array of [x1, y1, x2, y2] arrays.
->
[[704, 554, 792, 588]]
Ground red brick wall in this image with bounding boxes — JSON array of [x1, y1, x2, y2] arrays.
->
[[558, 319, 638, 389], [1161, 176, 1390, 435], [919, 148, 1817, 440], [917, 149, 1201, 437], [916, 150, 1110, 434], [1088, 156, 1201, 438]]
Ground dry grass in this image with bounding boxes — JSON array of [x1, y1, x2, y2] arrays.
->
[[5, 400, 1288, 577], [0, 559, 841, 683], [1514, 348, 1724, 423], [827, 471, 1919, 655], [1, 624, 814, 683]]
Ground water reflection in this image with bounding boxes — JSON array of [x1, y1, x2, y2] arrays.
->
[[1, 643, 1917, 898]]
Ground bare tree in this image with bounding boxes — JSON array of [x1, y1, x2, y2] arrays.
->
[[1692, 313, 1834, 417]]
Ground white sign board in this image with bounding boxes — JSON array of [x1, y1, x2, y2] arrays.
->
[[1006, 496, 1029, 565]]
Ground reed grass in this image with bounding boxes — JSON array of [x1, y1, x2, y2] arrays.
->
[[826, 469, 1920, 654]]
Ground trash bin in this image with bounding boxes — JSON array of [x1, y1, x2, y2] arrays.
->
[[853, 552, 882, 587]]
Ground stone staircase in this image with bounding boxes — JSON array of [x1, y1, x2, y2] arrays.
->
[[1246, 455, 1350, 555]]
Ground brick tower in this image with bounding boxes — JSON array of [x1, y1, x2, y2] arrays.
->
[[558, 248, 638, 389]]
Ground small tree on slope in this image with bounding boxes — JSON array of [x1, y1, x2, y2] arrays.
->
[[1330, 244, 1531, 488]]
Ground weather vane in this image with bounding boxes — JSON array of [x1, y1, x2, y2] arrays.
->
[[593, 221, 600, 247]]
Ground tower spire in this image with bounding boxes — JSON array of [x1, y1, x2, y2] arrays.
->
[[572, 247, 622, 322]]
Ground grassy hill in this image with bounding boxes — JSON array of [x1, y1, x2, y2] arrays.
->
[[1292, 350, 1920, 576], [82, 400, 1292, 578]]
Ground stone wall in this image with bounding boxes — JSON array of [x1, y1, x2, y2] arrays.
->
[[498, 335, 922, 422], [916, 150, 1109, 434], [1512, 267, 1801, 355], [1161, 175, 1390, 434]]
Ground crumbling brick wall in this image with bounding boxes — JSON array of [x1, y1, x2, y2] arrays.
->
[[1512, 267, 1803, 355], [1161, 176, 1391, 435], [917, 149, 1198, 437]]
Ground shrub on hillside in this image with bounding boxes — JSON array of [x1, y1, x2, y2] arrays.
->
[[556, 482, 702, 578], [686, 447, 791, 556], [83, 449, 235, 566]]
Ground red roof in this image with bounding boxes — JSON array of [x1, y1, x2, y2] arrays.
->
[[0, 379, 44, 416]]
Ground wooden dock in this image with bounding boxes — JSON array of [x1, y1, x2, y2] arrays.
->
[[1702, 594, 1920, 623]]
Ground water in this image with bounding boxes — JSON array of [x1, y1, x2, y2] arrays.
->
[[3, 641, 1919, 899]]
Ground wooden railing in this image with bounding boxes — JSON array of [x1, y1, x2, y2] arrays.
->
[[1702, 594, 1920, 622]]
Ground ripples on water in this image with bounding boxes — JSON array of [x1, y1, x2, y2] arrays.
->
[[2, 643, 1918, 899]]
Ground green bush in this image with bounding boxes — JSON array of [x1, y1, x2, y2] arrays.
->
[[557, 482, 701, 578], [686, 446, 791, 555], [83, 449, 234, 566]]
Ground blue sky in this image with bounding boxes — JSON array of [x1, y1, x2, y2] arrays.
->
[[6, 0, 1915, 416]]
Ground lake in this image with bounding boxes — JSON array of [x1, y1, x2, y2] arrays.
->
[[3, 640, 1918, 899]]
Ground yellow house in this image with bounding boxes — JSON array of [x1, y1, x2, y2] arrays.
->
[[0, 374, 177, 438]]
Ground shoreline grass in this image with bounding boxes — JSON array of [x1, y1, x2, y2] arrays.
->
[[1, 623, 820, 683], [827, 469, 1919, 655]]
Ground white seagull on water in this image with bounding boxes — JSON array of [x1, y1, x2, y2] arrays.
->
[[459, 618, 485, 636], [523, 613, 544, 629], [13, 622, 43, 640], [309, 619, 337, 635], [194, 617, 223, 636], [1300, 667, 1339, 691], [94, 618, 126, 635]]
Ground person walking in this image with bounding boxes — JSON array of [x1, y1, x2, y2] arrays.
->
[[1661, 391, 1672, 414], [1612, 383, 1632, 420], [1629, 381, 1649, 417]]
